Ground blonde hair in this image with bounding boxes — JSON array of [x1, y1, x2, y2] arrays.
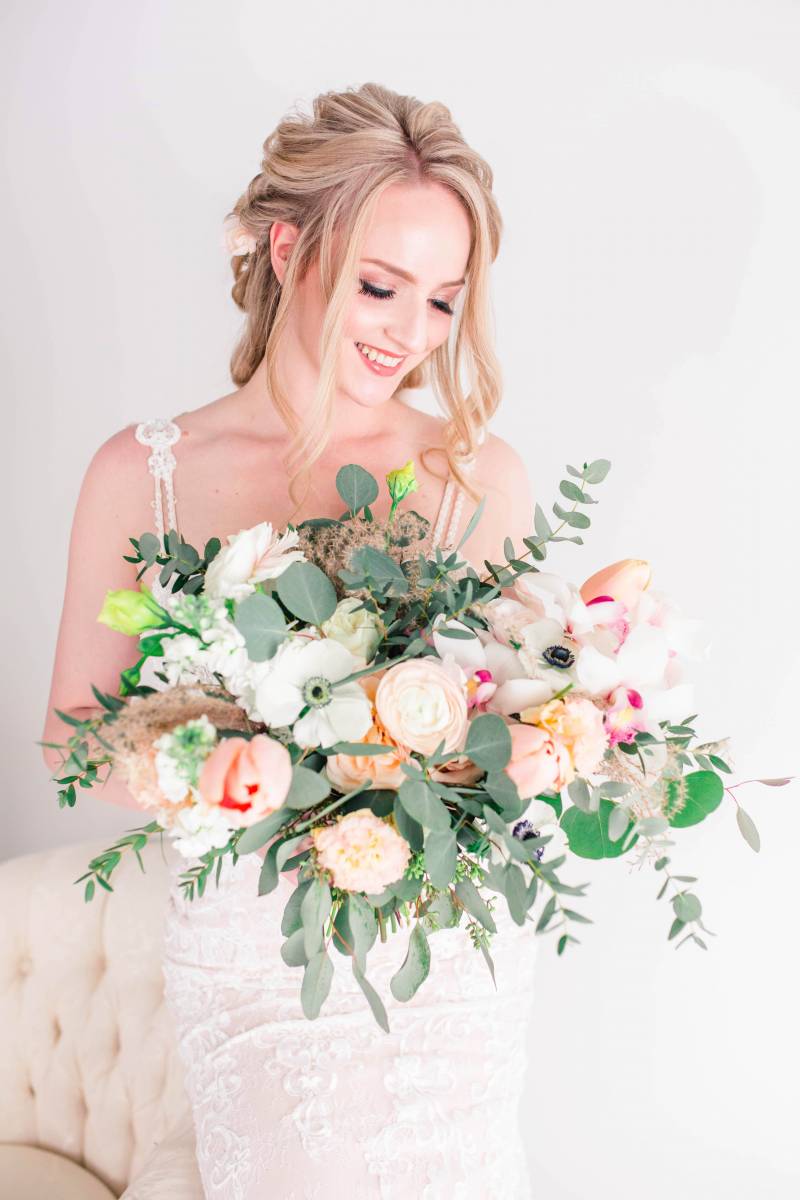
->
[[225, 81, 503, 520]]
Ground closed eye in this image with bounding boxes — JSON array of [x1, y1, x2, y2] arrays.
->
[[358, 277, 455, 316]]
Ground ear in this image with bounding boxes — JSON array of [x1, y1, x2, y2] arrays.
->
[[269, 221, 301, 284]]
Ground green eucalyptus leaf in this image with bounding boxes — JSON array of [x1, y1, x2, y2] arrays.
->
[[236, 806, 290, 854], [559, 480, 594, 504], [347, 546, 410, 595], [389, 923, 431, 1002], [481, 804, 508, 836], [280, 878, 313, 937], [502, 862, 529, 926], [351, 957, 391, 1032], [301, 948, 334, 1019], [424, 828, 458, 888], [664, 771, 724, 828], [393, 794, 424, 851], [736, 807, 761, 852], [390, 876, 422, 903], [607, 804, 632, 842], [673, 892, 702, 922], [280, 927, 309, 968], [276, 561, 338, 624], [257, 842, 281, 895], [284, 765, 331, 810], [301, 877, 332, 959], [536, 894, 557, 932], [336, 464, 379, 514], [454, 878, 497, 932], [137, 531, 161, 563], [425, 891, 461, 929], [583, 459, 611, 484], [534, 504, 552, 539], [567, 778, 592, 813], [456, 494, 487, 551], [347, 893, 379, 969], [562, 510, 591, 529], [397, 779, 451, 831], [464, 713, 512, 771], [234, 592, 288, 662], [560, 798, 637, 859], [275, 833, 308, 873], [484, 771, 524, 819]]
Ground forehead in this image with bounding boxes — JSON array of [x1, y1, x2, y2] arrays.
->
[[360, 180, 472, 283]]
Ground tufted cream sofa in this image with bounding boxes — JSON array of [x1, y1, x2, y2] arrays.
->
[[0, 839, 205, 1198]]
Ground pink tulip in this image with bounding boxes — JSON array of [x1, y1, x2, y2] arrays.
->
[[198, 734, 293, 828], [505, 724, 562, 799], [580, 559, 652, 610]]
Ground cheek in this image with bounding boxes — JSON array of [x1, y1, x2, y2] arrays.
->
[[342, 296, 379, 340]]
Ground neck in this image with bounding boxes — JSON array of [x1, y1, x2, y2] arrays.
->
[[237, 352, 406, 446]]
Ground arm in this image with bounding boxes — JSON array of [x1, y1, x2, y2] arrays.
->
[[42, 426, 159, 809]]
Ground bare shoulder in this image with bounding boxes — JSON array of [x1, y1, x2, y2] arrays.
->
[[83, 422, 151, 490], [76, 422, 160, 533], [458, 431, 535, 564], [473, 431, 533, 501]]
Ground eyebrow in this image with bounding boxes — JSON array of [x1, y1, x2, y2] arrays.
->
[[361, 257, 466, 289]]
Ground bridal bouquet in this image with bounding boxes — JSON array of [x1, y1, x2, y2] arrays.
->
[[47, 457, 785, 1029]]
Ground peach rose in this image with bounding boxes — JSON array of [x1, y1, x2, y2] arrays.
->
[[505, 724, 562, 798], [198, 734, 293, 828], [519, 696, 608, 787], [374, 657, 469, 758], [580, 559, 652, 611]]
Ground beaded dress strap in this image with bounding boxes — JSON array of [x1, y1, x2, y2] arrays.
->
[[134, 417, 182, 543], [429, 428, 486, 552]]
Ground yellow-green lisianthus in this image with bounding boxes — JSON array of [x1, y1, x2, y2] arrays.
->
[[97, 585, 169, 636], [386, 459, 419, 510]]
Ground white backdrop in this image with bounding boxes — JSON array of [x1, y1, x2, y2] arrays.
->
[[2, 1, 798, 1196]]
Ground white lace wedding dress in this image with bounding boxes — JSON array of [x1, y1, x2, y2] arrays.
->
[[124, 419, 539, 1199]]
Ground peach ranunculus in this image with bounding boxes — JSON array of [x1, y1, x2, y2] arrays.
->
[[312, 810, 412, 893], [198, 734, 293, 828], [519, 696, 609, 787], [505, 724, 562, 799], [579, 559, 652, 611], [325, 714, 413, 792], [374, 657, 469, 758]]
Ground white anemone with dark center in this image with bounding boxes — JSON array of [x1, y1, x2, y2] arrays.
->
[[252, 636, 373, 749]]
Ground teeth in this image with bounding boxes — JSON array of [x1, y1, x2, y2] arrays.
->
[[356, 341, 402, 367]]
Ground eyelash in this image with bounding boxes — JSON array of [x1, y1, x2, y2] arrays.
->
[[358, 277, 455, 316]]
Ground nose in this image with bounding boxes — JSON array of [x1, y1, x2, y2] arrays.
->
[[385, 294, 429, 357]]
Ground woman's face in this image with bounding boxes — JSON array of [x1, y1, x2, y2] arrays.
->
[[271, 180, 472, 412]]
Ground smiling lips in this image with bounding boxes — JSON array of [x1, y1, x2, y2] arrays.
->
[[354, 340, 406, 375]]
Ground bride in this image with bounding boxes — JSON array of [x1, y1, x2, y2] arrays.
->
[[43, 81, 539, 1198]]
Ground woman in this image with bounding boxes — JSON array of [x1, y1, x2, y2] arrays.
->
[[43, 82, 539, 1198]]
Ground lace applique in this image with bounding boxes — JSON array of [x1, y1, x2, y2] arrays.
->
[[135, 418, 181, 605], [161, 852, 537, 1198]]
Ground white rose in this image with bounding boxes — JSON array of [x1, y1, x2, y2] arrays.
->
[[320, 596, 383, 663], [204, 522, 306, 601]]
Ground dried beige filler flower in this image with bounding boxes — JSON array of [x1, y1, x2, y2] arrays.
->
[[294, 510, 472, 609], [104, 684, 256, 809]]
